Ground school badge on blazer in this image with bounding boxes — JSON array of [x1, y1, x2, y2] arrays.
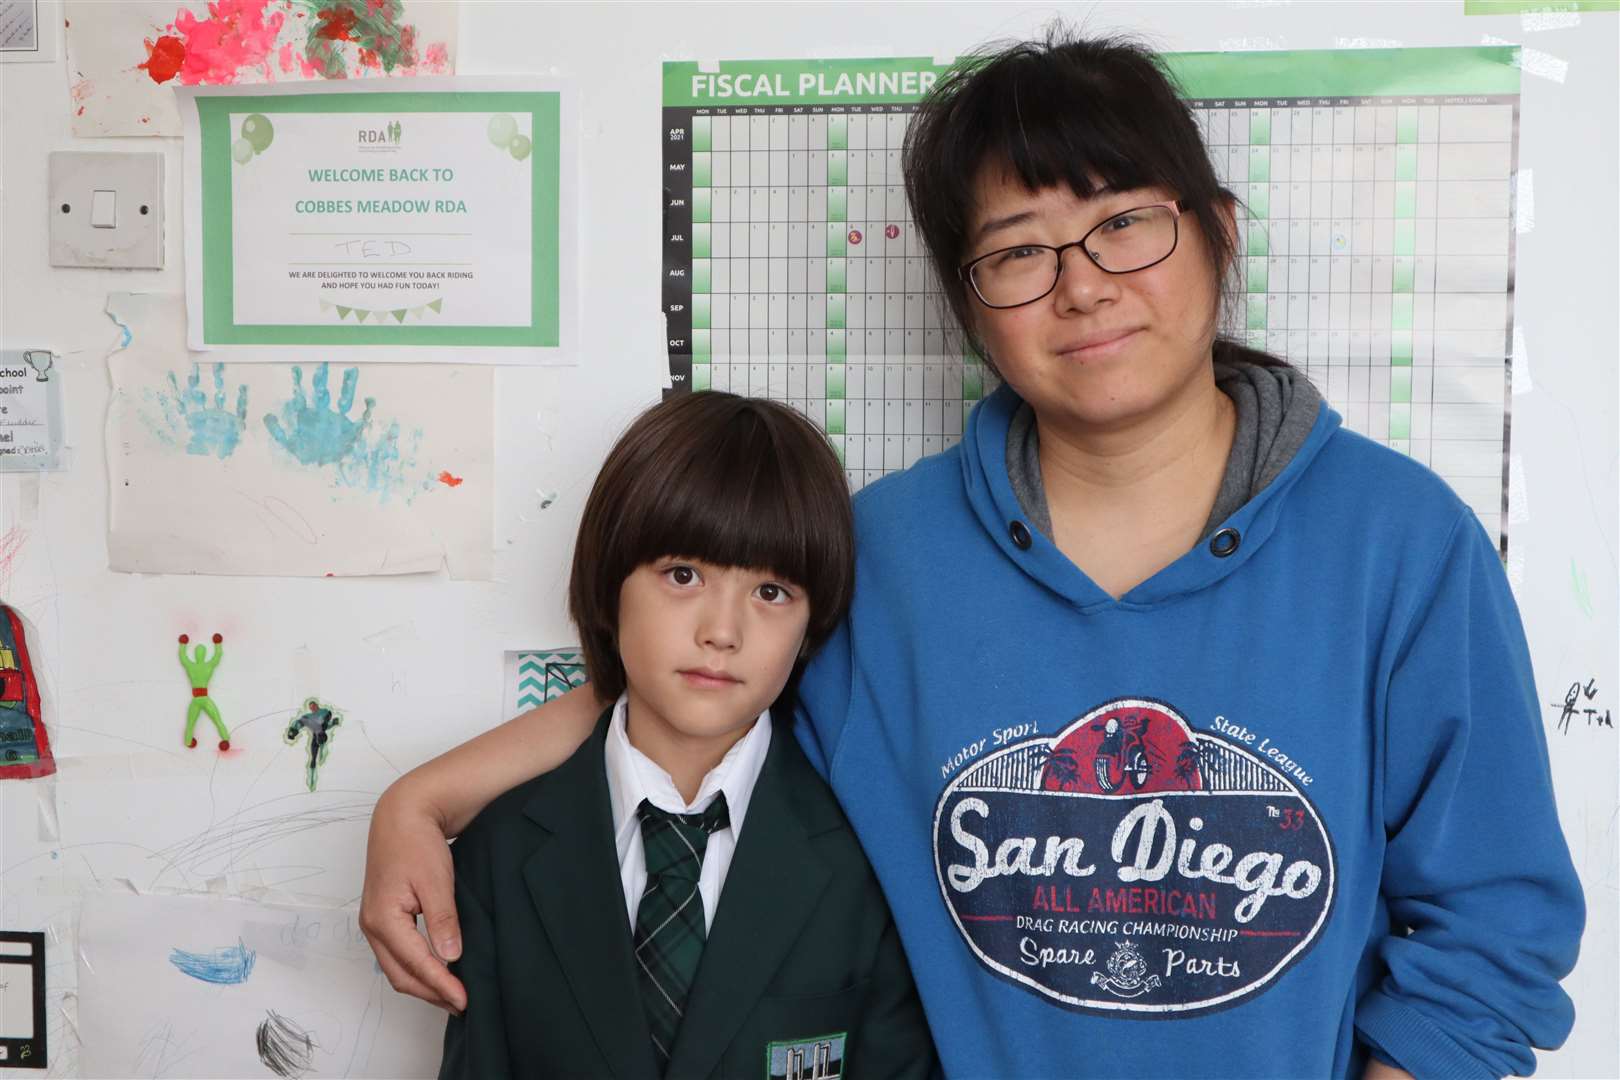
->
[[766, 1031, 846, 1080]]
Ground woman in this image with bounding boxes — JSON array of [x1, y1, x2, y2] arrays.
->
[[363, 32, 1581, 1078]]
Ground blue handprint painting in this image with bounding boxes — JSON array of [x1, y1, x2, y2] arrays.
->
[[264, 364, 374, 466], [150, 364, 250, 459], [264, 363, 422, 502], [338, 416, 417, 498]]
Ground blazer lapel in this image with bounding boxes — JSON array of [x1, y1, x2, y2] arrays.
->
[[521, 713, 661, 1079], [664, 726, 837, 1079]]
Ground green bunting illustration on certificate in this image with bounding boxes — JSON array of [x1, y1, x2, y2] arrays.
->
[[179, 77, 575, 363]]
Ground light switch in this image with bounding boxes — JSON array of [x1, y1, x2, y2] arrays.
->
[[48, 151, 163, 269], [90, 189, 117, 229]]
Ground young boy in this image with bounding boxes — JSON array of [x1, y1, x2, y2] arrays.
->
[[439, 392, 935, 1079]]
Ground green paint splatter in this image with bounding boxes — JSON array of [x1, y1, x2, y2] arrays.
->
[[294, 0, 422, 78], [1571, 559, 1593, 618]]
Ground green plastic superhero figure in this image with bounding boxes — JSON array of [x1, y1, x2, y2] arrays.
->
[[179, 633, 231, 750]]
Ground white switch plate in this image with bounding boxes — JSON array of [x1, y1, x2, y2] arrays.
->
[[48, 152, 163, 269]]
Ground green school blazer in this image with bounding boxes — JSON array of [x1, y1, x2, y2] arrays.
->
[[440, 709, 937, 1080]]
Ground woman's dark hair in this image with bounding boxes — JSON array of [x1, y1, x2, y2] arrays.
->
[[568, 391, 855, 703], [904, 28, 1284, 373]]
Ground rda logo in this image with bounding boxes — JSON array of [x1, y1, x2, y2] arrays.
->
[[933, 697, 1336, 1017], [359, 121, 403, 146]]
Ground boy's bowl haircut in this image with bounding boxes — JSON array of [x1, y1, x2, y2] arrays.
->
[[568, 392, 855, 706]]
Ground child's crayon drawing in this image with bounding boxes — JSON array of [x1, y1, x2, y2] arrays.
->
[[0, 604, 55, 779], [168, 939, 256, 985], [255, 1009, 316, 1078], [285, 698, 342, 791]]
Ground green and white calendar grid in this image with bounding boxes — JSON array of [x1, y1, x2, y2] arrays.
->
[[662, 47, 1520, 548]]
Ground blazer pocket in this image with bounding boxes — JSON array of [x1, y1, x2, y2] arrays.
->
[[741, 980, 869, 1079]]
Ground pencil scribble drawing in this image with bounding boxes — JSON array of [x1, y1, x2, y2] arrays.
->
[[255, 1009, 317, 1079]]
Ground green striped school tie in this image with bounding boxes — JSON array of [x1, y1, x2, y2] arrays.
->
[[633, 794, 730, 1072]]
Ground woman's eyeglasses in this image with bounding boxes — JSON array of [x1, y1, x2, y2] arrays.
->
[[959, 200, 1184, 309]]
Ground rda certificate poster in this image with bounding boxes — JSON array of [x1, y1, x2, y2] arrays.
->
[[180, 78, 575, 363]]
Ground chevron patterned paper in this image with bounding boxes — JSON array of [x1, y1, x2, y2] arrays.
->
[[513, 648, 589, 712]]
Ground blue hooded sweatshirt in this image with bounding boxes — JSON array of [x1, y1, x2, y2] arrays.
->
[[796, 383, 1582, 1079]]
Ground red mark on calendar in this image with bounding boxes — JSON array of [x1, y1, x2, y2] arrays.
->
[[885, 224, 900, 240], [848, 229, 863, 245]]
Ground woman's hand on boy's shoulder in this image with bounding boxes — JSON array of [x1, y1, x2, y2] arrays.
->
[[360, 779, 469, 1013]]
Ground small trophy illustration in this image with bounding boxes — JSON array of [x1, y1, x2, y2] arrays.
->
[[22, 350, 53, 382]]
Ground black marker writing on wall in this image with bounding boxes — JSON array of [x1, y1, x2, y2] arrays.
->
[[1551, 679, 1613, 735]]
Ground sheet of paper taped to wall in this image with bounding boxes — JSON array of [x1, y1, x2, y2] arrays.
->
[[77, 891, 443, 1078], [504, 647, 589, 721], [105, 292, 493, 579], [0, 349, 65, 472]]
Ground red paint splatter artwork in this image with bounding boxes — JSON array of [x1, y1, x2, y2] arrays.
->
[[437, 471, 464, 488], [138, 34, 186, 83], [136, 1, 452, 86], [71, 0, 454, 137], [140, 0, 286, 86]]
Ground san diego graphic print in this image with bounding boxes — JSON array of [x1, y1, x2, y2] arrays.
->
[[933, 697, 1335, 1016]]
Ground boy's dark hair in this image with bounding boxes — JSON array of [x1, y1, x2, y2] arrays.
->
[[903, 28, 1284, 374], [568, 392, 855, 703]]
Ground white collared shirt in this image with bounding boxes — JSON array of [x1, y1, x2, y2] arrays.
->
[[602, 692, 772, 931]]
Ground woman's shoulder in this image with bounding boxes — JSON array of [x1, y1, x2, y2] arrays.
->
[[850, 444, 968, 533], [1305, 423, 1474, 529]]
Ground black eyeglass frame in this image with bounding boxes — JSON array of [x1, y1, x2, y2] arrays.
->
[[957, 199, 1186, 310]]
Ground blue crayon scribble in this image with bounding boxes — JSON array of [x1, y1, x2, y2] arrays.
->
[[265, 363, 425, 503], [144, 364, 250, 458], [169, 938, 256, 985], [109, 305, 134, 349]]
